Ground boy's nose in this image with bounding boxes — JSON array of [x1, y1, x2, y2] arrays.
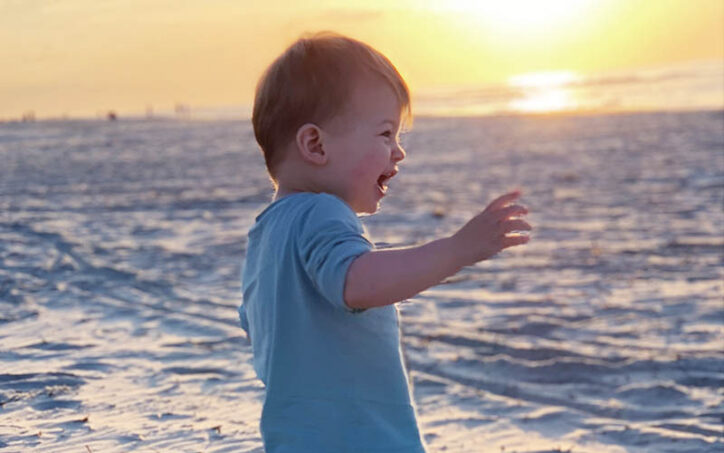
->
[[393, 144, 406, 162]]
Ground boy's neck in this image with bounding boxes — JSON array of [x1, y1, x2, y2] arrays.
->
[[273, 178, 330, 202], [273, 182, 316, 202], [273, 186, 299, 202]]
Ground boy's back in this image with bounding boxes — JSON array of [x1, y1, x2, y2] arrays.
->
[[240, 192, 426, 452]]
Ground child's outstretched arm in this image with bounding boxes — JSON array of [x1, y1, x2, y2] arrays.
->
[[344, 191, 531, 310]]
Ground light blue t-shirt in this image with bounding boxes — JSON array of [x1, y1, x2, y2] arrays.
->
[[240, 192, 426, 453]]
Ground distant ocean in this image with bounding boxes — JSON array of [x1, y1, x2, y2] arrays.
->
[[177, 59, 724, 120], [4, 59, 719, 122], [1, 105, 722, 450], [413, 59, 724, 117]]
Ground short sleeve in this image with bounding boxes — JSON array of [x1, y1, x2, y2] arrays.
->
[[298, 194, 373, 310]]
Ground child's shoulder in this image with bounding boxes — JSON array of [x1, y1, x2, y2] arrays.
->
[[296, 193, 359, 234], [253, 192, 358, 235], [261, 192, 353, 220], [249, 191, 371, 261], [308, 192, 354, 214]]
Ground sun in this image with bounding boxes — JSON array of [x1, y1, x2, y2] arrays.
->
[[508, 70, 580, 113]]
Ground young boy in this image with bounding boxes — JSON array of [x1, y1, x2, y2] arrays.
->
[[240, 32, 531, 452]]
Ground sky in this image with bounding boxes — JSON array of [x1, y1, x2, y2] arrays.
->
[[1, 0, 723, 119]]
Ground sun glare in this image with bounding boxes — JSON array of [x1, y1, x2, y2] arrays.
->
[[508, 71, 580, 113], [509, 71, 579, 89], [510, 90, 575, 113]]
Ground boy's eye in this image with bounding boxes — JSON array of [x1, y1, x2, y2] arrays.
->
[[380, 131, 392, 137]]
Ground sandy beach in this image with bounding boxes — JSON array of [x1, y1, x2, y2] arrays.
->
[[1, 110, 722, 452]]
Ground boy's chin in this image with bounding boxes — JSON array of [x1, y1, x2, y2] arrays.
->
[[354, 201, 381, 215]]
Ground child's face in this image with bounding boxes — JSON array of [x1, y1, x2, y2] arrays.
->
[[322, 76, 406, 214]]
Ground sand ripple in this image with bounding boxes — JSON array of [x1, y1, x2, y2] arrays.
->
[[1, 111, 722, 452]]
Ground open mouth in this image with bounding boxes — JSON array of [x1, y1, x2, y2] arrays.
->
[[376, 169, 398, 194], [377, 175, 388, 193]]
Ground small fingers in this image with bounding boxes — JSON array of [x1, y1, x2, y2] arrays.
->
[[501, 218, 532, 233], [484, 190, 521, 213], [495, 204, 528, 220], [502, 233, 530, 248]]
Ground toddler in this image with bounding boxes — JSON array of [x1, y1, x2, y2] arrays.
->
[[240, 31, 531, 453]]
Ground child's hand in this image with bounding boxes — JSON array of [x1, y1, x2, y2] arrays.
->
[[345, 190, 532, 309], [451, 190, 531, 266]]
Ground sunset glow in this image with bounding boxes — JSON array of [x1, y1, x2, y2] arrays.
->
[[435, 0, 597, 34], [508, 71, 580, 113], [508, 72, 580, 89], [510, 89, 577, 114], [1, 0, 722, 119]]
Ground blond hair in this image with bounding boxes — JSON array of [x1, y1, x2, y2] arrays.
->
[[252, 32, 412, 181]]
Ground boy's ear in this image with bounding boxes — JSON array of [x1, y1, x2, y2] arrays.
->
[[295, 123, 328, 166]]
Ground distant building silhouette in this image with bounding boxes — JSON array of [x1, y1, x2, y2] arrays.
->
[[175, 103, 191, 118], [21, 111, 35, 122]]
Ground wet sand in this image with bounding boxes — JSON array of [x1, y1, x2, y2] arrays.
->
[[1, 111, 722, 452]]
